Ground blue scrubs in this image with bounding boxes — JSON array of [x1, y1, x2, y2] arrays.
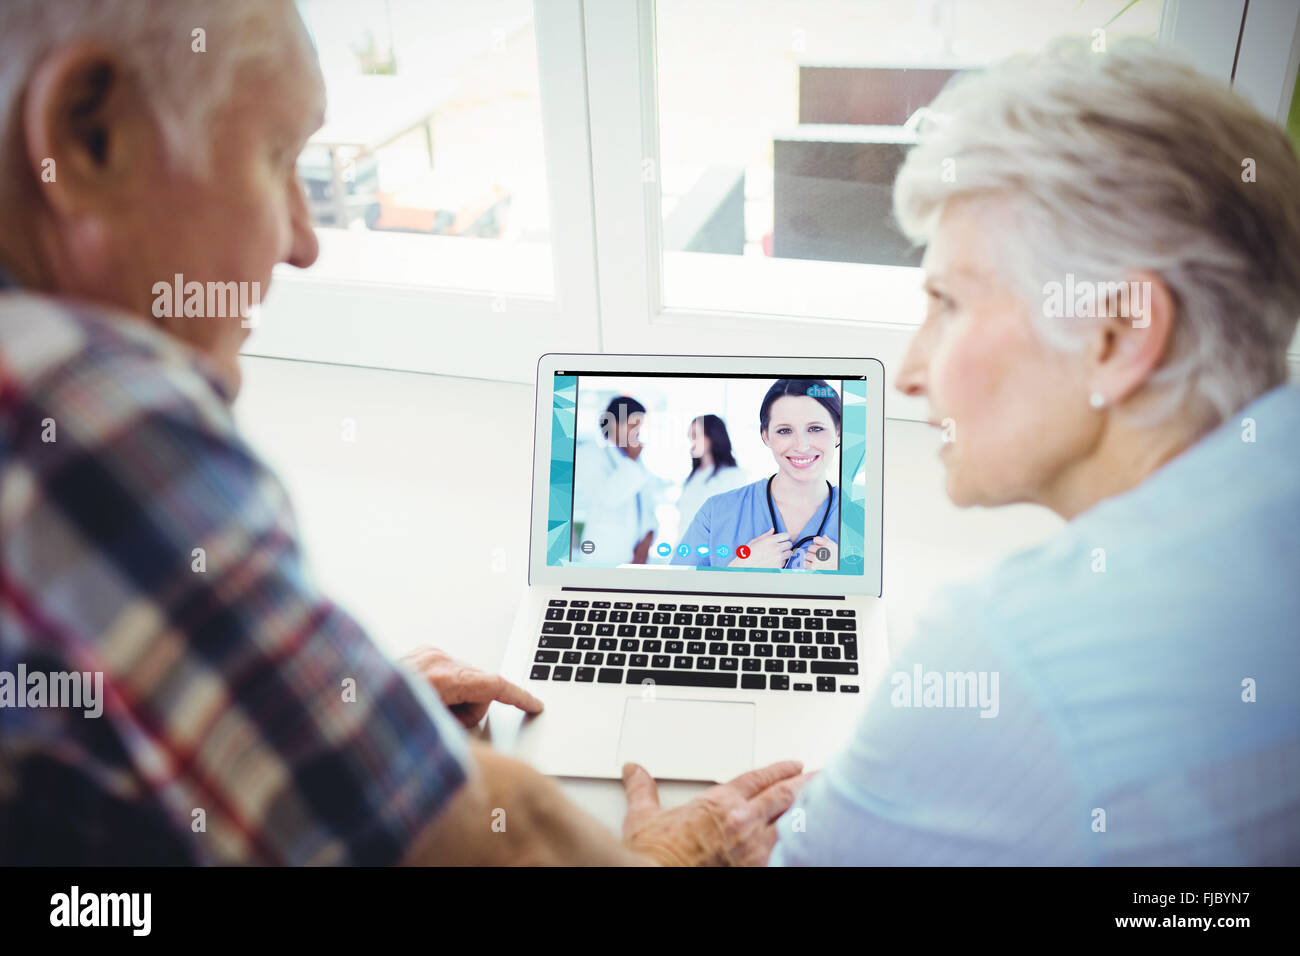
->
[[671, 477, 839, 569]]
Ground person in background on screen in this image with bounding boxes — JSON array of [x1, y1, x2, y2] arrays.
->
[[571, 395, 664, 564], [674, 414, 748, 544]]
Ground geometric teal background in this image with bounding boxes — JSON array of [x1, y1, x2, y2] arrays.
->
[[836, 377, 868, 576], [546, 375, 577, 565]]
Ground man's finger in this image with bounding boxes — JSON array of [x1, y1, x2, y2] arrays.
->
[[750, 772, 810, 823], [458, 672, 544, 714], [723, 760, 803, 800], [621, 763, 661, 831]]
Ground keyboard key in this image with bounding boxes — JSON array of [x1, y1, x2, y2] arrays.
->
[[741, 659, 762, 672], [575, 667, 595, 682], [594, 623, 614, 637], [588, 610, 607, 622], [720, 657, 739, 670], [614, 602, 633, 609], [630, 654, 649, 667], [782, 617, 801, 629], [791, 608, 810, 616], [754, 644, 773, 658], [584, 652, 604, 665], [835, 609, 855, 618], [545, 608, 565, 621], [814, 608, 833, 616], [631, 611, 649, 624], [718, 615, 737, 627], [771, 675, 790, 690], [538, 636, 574, 649], [683, 627, 702, 640], [652, 612, 670, 625], [816, 633, 835, 645], [661, 626, 681, 640], [730, 643, 749, 656], [598, 638, 617, 651], [726, 628, 745, 640], [811, 662, 858, 675], [639, 625, 658, 638], [740, 615, 758, 628], [574, 622, 593, 635], [761, 616, 779, 628], [673, 656, 694, 669], [542, 621, 572, 635], [626, 669, 737, 689], [702, 605, 721, 613], [687, 642, 706, 655], [697, 614, 714, 627], [741, 674, 766, 690], [680, 604, 698, 612], [724, 605, 743, 613], [534, 650, 559, 663], [651, 655, 671, 668], [548, 599, 568, 607], [618, 624, 637, 637], [768, 607, 788, 615], [772, 630, 791, 643], [776, 645, 795, 658], [553, 666, 573, 681], [806, 618, 823, 630], [598, 668, 623, 684], [697, 657, 717, 670], [745, 607, 764, 614], [799, 646, 818, 659], [642, 640, 662, 653], [764, 659, 785, 672], [530, 665, 550, 680], [705, 627, 724, 641], [570, 600, 589, 608], [635, 602, 654, 610], [822, 646, 841, 659], [607, 653, 627, 667], [789, 660, 807, 673], [576, 637, 596, 650], [841, 684, 860, 693], [793, 631, 812, 643], [750, 629, 768, 642], [845, 646, 859, 661], [562, 651, 582, 664], [709, 643, 729, 655], [674, 613, 692, 626], [793, 682, 813, 691], [621, 639, 639, 652], [610, 611, 629, 623], [592, 600, 611, 608], [666, 641, 684, 654], [817, 676, 837, 692]]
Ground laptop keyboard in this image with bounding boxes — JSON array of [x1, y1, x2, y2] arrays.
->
[[530, 599, 860, 693]]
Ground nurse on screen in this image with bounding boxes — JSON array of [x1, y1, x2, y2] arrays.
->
[[671, 379, 841, 570]]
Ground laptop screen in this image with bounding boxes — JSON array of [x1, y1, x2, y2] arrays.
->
[[545, 371, 870, 577]]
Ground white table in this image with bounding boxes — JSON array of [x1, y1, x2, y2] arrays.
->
[[234, 355, 1062, 830]]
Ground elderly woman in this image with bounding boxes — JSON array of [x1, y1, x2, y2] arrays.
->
[[772, 38, 1300, 865]]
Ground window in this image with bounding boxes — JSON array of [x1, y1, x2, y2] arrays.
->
[[252, 0, 1297, 415]]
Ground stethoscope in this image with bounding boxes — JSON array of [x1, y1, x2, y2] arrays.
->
[[765, 475, 834, 569]]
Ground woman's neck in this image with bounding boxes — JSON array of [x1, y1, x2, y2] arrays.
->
[[699, 450, 714, 470], [771, 470, 827, 505]]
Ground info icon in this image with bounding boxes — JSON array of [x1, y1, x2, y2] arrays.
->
[[736, 545, 751, 560], [657, 542, 671, 557], [580, 540, 595, 555], [715, 545, 730, 559], [816, 546, 831, 561]]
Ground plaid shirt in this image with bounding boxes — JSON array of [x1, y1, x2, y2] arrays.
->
[[0, 282, 470, 864]]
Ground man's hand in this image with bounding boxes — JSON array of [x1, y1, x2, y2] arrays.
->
[[402, 646, 543, 728], [621, 760, 807, 865]]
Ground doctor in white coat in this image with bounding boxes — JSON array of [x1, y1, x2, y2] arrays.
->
[[572, 396, 663, 564]]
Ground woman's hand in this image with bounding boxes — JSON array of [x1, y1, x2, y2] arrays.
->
[[729, 528, 792, 568], [801, 535, 838, 570], [622, 761, 808, 865], [402, 646, 544, 728]]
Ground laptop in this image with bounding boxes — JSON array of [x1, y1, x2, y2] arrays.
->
[[487, 353, 888, 782]]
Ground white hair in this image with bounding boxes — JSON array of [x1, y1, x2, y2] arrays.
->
[[894, 37, 1300, 427], [0, 0, 293, 176]]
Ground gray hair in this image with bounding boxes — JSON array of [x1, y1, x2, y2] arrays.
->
[[0, 0, 294, 177], [894, 37, 1300, 427]]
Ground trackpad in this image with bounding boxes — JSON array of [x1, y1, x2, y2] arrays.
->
[[616, 698, 755, 783]]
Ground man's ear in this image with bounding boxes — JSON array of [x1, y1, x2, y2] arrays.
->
[[22, 43, 151, 219], [1088, 270, 1176, 406]]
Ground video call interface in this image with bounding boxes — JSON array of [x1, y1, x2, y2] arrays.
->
[[548, 371, 868, 575]]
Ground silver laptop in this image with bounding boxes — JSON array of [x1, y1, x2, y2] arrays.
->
[[488, 353, 887, 782]]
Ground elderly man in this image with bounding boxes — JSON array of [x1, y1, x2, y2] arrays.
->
[[0, 0, 802, 865], [772, 39, 1300, 865]]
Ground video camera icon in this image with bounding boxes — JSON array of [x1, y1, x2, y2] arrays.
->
[[657, 542, 671, 557]]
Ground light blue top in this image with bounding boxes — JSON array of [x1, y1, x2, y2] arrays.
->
[[771, 385, 1300, 865], [670, 477, 840, 569]]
